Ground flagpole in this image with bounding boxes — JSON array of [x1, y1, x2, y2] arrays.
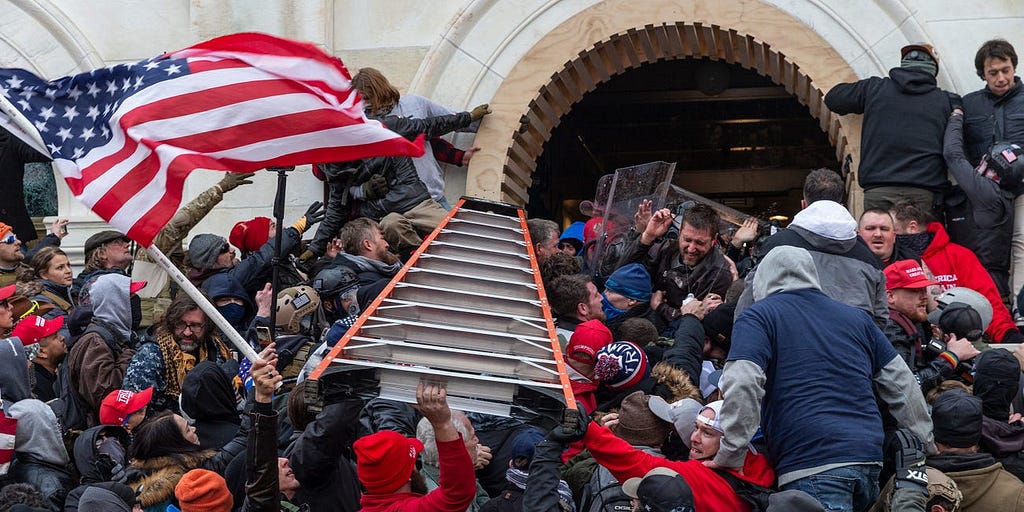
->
[[145, 244, 260, 363]]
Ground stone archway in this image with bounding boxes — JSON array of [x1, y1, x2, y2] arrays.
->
[[502, 22, 851, 207], [436, 0, 885, 213]]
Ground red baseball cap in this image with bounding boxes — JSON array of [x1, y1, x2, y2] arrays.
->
[[99, 387, 153, 426], [354, 430, 424, 494], [884, 260, 938, 290], [566, 320, 614, 367], [12, 315, 64, 345], [0, 284, 15, 302]]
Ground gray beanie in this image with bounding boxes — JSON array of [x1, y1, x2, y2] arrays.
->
[[188, 234, 227, 270]]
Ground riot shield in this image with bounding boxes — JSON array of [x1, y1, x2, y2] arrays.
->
[[584, 161, 676, 279]]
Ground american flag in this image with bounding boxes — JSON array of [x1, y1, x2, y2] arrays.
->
[[0, 32, 425, 246]]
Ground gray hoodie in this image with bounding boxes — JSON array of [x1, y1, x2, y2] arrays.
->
[[0, 337, 31, 405], [91, 273, 133, 340], [737, 200, 888, 327], [752, 246, 821, 300]]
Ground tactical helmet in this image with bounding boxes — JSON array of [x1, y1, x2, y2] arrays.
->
[[313, 267, 359, 297], [276, 286, 320, 334], [934, 287, 993, 331], [986, 141, 1024, 189]]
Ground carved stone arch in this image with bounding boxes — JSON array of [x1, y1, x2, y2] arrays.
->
[[502, 22, 850, 207]]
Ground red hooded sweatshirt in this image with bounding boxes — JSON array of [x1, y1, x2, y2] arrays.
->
[[920, 222, 1016, 342], [584, 423, 775, 512]]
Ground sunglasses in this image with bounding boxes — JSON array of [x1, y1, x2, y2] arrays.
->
[[557, 242, 578, 250], [0, 234, 17, 244], [0, 299, 9, 309], [17, 300, 40, 319], [219, 243, 232, 254]]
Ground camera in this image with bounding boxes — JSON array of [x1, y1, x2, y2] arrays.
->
[[922, 337, 974, 383]]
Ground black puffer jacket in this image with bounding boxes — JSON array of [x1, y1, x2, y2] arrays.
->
[[825, 66, 956, 191]]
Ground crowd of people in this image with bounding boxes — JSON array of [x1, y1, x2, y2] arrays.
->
[[0, 37, 1020, 512]]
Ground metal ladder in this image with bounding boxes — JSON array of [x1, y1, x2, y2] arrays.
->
[[307, 197, 576, 419]]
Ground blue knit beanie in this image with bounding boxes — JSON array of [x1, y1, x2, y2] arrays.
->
[[605, 263, 653, 302]]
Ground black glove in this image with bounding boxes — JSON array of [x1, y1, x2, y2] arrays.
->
[[546, 404, 589, 444], [304, 201, 326, 225], [890, 428, 928, 491], [948, 92, 963, 111], [361, 174, 389, 200]]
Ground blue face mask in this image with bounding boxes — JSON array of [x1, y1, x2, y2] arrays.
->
[[601, 292, 628, 322], [217, 303, 247, 328]]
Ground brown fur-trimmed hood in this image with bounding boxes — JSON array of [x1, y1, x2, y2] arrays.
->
[[128, 450, 214, 507], [650, 361, 701, 403]]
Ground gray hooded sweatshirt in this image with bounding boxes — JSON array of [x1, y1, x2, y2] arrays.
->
[[715, 246, 934, 485], [91, 273, 134, 340], [736, 200, 888, 328]]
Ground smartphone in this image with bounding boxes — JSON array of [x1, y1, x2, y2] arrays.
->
[[255, 326, 272, 346], [60, 223, 68, 236]]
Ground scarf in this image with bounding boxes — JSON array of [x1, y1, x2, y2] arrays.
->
[[155, 327, 230, 400]]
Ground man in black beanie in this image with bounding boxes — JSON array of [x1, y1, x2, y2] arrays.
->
[[825, 44, 957, 212], [927, 389, 1024, 510]]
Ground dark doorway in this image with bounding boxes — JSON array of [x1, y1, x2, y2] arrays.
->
[[527, 57, 838, 224]]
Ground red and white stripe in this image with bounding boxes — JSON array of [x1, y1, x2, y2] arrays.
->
[[54, 33, 424, 247]]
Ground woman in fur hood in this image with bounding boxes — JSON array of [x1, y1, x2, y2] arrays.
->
[[125, 409, 246, 511]]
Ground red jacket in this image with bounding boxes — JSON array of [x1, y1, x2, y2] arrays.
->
[[584, 423, 774, 512], [920, 222, 1016, 342], [359, 436, 476, 512]]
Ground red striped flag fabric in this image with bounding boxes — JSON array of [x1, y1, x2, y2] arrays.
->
[[0, 32, 425, 246]]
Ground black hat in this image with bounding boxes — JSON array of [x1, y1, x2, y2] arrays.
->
[[84, 230, 130, 259], [973, 349, 1022, 421], [702, 303, 736, 351], [986, 142, 1024, 189], [622, 467, 695, 512], [928, 302, 983, 341], [932, 390, 983, 448]]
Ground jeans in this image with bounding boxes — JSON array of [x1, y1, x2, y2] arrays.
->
[[780, 464, 881, 512]]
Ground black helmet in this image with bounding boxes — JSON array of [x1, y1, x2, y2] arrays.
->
[[313, 267, 359, 297], [986, 141, 1024, 189]]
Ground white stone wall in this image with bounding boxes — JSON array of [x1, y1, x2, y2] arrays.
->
[[2, 0, 1022, 261]]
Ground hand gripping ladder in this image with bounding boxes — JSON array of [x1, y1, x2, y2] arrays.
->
[[307, 198, 577, 420]]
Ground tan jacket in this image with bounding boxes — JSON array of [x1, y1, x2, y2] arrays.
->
[[947, 461, 1024, 511]]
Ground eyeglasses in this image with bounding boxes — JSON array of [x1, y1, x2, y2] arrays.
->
[[219, 244, 231, 254], [174, 321, 206, 333], [0, 234, 17, 244]]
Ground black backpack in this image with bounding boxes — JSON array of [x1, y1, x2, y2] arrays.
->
[[580, 466, 633, 512]]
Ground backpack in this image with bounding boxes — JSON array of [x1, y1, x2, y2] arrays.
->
[[50, 362, 88, 433], [711, 468, 773, 512], [580, 465, 633, 512], [57, 322, 122, 433]]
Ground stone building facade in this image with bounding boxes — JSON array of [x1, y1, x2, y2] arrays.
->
[[2, 0, 1021, 263]]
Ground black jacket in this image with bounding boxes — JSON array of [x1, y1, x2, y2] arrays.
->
[[240, 402, 283, 512], [0, 128, 51, 242], [963, 77, 1024, 175], [310, 112, 473, 256], [285, 400, 363, 512], [521, 439, 567, 512], [825, 67, 955, 191], [943, 111, 1014, 289], [882, 309, 960, 395]]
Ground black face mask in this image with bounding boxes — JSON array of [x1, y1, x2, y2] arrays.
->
[[130, 295, 142, 331]]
